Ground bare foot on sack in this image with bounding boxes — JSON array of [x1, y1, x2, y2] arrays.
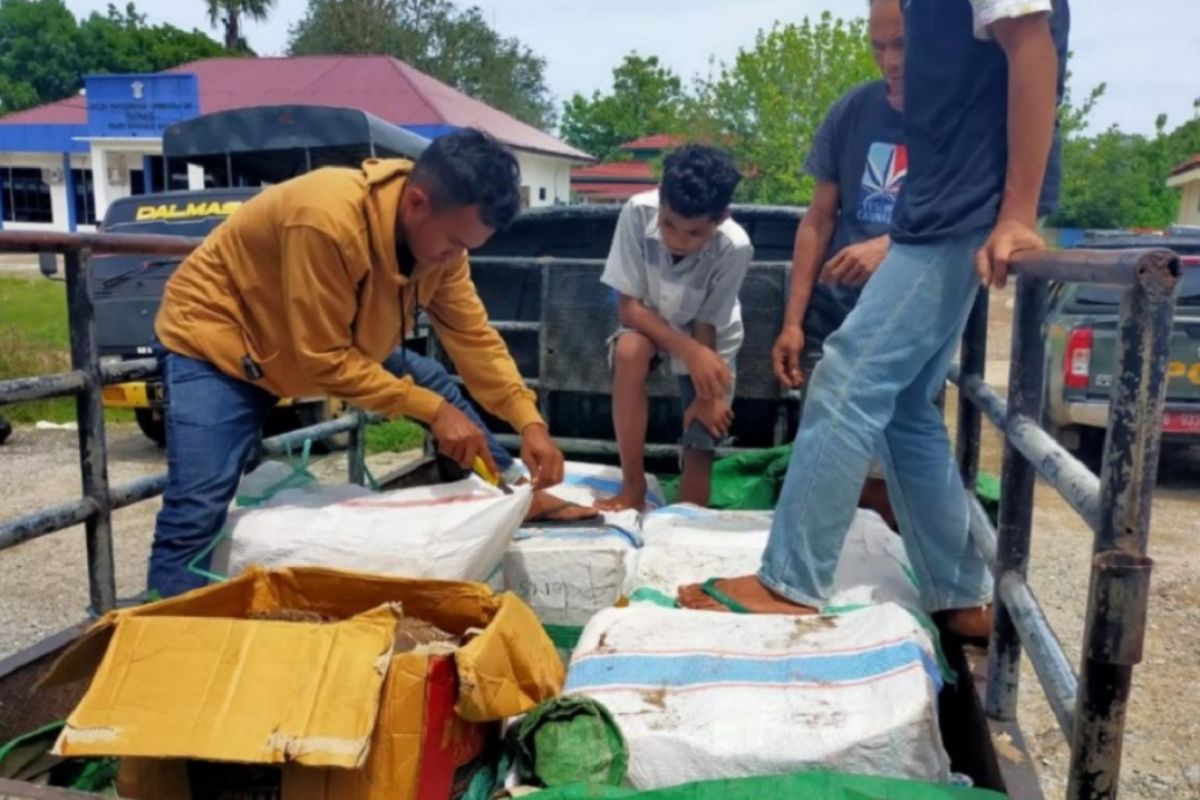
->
[[523, 490, 600, 524], [594, 483, 647, 512], [677, 575, 821, 615], [937, 605, 994, 642]]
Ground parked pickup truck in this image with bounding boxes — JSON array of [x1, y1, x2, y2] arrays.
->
[[1044, 233, 1200, 460]]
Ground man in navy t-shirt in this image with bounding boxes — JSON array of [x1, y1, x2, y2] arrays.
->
[[682, 0, 1069, 641], [773, 0, 906, 385]]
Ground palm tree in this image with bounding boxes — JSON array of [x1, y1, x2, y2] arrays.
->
[[206, 0, 276, 52]]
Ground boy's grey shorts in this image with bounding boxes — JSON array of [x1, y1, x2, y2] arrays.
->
[[607, 328, 732, 453]]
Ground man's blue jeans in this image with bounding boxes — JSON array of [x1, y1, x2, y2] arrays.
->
[[148, 347, 511, 598], [381, 350, 514, 472], [760, 231, 994, 612]]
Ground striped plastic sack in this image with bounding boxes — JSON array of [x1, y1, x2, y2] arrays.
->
[[564, 604, 951, 789]]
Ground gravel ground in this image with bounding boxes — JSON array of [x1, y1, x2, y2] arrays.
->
[[0, 255, 39, 276], [0, 429, 421, 654], [966, 295, 1200, 800], [1, 295, 1197, 798]]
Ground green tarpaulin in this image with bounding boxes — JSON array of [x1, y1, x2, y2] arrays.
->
[[524, 770, 1003, 800], [661, 445, 999, 522]]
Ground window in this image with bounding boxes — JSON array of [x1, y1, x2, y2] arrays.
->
[[71, 169, 98, 226], [538, 187, 547, 201], [130, 169, 147, 196], [1, 167, 52, 223], [146, 158, 189, 193]]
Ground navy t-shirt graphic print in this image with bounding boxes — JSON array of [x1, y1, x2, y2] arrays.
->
[[858, 141, 908, 226]]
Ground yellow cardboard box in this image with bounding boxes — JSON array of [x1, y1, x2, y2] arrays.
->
[[41, 567, 565, 799]]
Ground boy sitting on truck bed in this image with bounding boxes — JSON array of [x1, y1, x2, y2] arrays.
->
[[597, 146, 752, 511]]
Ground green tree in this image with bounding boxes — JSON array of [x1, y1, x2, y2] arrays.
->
[[284, 0, 401, 55], [0, 1, 224, 115], [559, 54, 689, 161], [1051, 127, 1174, 229], [79, 4, 225, 75], [288, 0, 557, 130], [685, 14, 877, 204], [205, 0, 274, 53], [0, 0, 84, 115], [1050, 59, 1200, 231]]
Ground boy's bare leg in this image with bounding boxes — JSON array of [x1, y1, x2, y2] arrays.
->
[[596, 332, 655, 511], [677, 448, 714, 507]]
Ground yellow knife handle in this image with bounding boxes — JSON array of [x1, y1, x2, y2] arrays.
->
[[472, 456, 500, 486]]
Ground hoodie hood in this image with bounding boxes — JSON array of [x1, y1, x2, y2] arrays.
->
[[361, 158, 414, 284]]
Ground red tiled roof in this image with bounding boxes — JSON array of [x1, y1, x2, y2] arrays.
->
[[0, 96, 87, 124], [620, 134, 685, 151], [0, 56, 593, 162], [572, 182, 654, 200], [1172, 153, 1200, 177], [571, 160, 656, 181]]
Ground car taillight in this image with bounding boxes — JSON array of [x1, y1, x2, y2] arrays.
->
[[1064, 327, 1093, 389]]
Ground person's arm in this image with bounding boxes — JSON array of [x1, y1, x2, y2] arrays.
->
[[279, 223, 446, 422], [684, 322, 734, 438], [280, 225, 505, 472], [773, 181, 839, 387], [617, 295, 731, 399], [427, 255, 564, 487], [820, 233, 890, 288], [693, 322, 718, 350], [974, 5, 1059, 289]]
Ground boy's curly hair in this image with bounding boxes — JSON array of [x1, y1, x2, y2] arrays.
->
[[660, 145, 742, 221]]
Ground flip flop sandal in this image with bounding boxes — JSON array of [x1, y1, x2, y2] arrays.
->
[[699, 577, 751, 614], [524, 499, 602, 527]]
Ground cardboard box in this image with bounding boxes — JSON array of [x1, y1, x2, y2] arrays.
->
[[41, 567, 565, 800]]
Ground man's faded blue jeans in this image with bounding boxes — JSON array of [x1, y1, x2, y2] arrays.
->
[[760, 230, 994, 612], [148, 347, 510, 598]]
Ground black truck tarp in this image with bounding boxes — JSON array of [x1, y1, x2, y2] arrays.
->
[[162, 105, 430, 187]]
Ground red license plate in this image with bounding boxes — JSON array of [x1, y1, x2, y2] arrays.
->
[[1163, 412, 1200, 434]]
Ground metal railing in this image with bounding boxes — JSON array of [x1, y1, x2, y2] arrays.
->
[[0, 229, 1181, 798], [0, 231, 375, 616], [952, 247, 1179, 800]]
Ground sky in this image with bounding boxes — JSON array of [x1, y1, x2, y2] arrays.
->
[[64, 0, 1200, 137]]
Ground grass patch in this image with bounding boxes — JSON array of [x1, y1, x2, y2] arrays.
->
[[366, 418, 427, 454], [0, 277, 133, 425]]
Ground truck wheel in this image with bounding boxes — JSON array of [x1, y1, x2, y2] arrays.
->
[[135, 408, 167, 448], [0, 415, 11, 446]]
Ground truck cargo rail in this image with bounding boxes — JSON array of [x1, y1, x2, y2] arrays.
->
[[952, 247, 1179, 800], [0, 231, 378, 615], [0, 229, 1182, 800]]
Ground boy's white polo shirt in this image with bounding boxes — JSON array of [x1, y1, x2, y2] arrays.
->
[[600, 190, 753, 376]]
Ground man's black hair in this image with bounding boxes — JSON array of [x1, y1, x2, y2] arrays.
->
[[659, 145, 742, 221], [410, 128, 522, 230]]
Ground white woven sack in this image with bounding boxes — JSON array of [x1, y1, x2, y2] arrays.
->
[[223, 476, 531, 582], [565, 604, 950, 789]]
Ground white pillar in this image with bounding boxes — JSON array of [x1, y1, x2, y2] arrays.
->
[[90, 145, 112, 221], [50, 179, 70, 232], [187, 163, 205, 191]]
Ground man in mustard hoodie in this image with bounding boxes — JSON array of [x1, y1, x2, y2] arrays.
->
[[151, 128, 568, 597]]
